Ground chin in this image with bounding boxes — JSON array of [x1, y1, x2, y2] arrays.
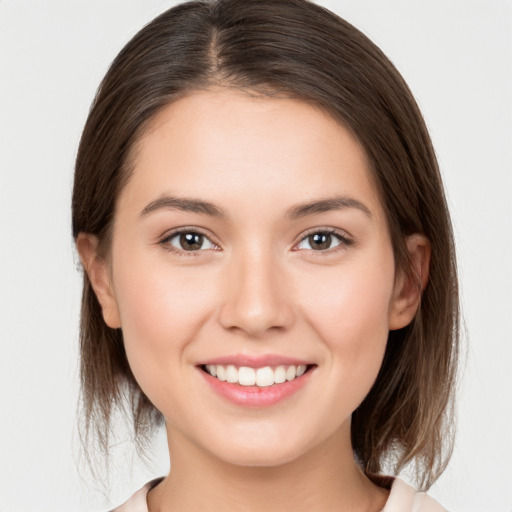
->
[[216, 444, 305, 468], [201, 423, 323, 469]]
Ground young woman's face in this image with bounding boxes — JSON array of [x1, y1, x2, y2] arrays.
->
[[94, 90, 411, 467]]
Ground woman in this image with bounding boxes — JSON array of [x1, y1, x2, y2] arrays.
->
[[72, 0, 459, 510]]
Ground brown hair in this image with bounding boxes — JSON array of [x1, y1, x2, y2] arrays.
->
[[72, 0, 459, 488]]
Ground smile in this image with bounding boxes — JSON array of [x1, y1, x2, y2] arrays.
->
[[198, 359, 315, 407], [203, 364, 308, 387]]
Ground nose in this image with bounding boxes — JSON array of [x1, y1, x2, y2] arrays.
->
[[217, 247, 294, 338]]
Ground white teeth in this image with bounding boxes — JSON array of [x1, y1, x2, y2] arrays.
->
[[226, 365, 238, 384], [205, 364, 309, 386], [216, 365, 227, 381], [256, 367, 274, 387], [226, 365, 238, 383], [274, 365, 286, 384], [238, 366, 256, 386], [286, 366, 296, 381]]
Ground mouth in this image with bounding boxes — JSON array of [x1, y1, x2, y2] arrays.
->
[[200, 363, 313, 387], [197, 360, 316, 407]]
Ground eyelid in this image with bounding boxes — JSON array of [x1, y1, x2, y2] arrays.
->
[[293, 227, 354, 252], [156, 225, 353, 255], [158, 226, 221, 255]]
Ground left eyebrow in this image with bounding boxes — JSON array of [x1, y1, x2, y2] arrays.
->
[[139, 196, 226, 218], [285, 196, 372, 220]]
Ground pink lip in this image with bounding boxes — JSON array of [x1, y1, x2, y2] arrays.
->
[[197, 354, 312, 368], [197, 364, 314, 408]]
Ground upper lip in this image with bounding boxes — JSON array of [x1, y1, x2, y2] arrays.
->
[[197, 354, 313, 368]]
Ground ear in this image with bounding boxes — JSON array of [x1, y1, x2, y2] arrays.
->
[[76, 233, 121, 329], [389, 234, 431, 330]]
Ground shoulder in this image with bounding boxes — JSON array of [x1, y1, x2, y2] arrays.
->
[[110, 478, 163, 512], [382, 478, 447, 512]]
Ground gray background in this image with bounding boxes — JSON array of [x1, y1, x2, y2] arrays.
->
[[1, 0, 511, 510]]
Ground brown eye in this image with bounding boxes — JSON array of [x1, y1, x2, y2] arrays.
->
[[296, 230, 350, 251], [179, 232, 204, 250], [308, 233, 333, 250], [164, 231, 216, 252]]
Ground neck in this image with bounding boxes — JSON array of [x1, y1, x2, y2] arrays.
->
[[147, 423, 388, 512]]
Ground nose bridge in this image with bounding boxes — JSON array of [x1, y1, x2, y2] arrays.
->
[[218, 241, 293, 336]]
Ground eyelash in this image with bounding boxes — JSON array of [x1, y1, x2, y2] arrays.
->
[[158, 227, 354, 256], [159, 228, 219, 257], [294, 228, 354, 254]]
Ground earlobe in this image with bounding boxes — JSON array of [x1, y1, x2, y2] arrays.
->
[[76, 233, 121, 329], [389, 234, 431, 330]]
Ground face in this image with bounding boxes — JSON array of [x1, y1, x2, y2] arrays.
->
[[83, 89, 420, 467]]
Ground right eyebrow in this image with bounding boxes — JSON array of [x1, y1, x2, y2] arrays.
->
[[139, 196, 226, 218], [285, 195, 372, 220]]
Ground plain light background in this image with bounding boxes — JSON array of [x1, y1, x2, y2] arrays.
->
[[1, 1, 511, 510]]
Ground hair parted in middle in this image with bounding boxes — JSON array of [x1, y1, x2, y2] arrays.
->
[[72, 0, 459, 489]]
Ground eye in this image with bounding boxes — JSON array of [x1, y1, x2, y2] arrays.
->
[[161, 230, 217, 252], [296, 230, 351, 251]]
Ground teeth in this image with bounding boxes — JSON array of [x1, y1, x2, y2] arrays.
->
[[204, 364, 309, 386], [238, 366, 256, 386], [226, 365, 238, 383], [256, 367, 274, 387], [206, 364, 217, 377], [274, 365, 286, 384], [216, 365, 227, 381]]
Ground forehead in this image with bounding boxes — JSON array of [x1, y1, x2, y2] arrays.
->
[[121, 89, 384, 222]]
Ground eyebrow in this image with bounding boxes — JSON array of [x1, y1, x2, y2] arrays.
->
[[139, 194, 371, 219], [285, 196, 372, 219], [140, 196, 225, 218]]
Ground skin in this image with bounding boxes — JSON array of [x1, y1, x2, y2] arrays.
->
[[78, 89, 430, 511]]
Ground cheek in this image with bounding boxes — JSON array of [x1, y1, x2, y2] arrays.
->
[[297, 251, 395, 389], [302, 258, 393, 333], [110, 251, 218, 392]]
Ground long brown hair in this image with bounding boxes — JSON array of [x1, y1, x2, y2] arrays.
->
[[72, 0, 459, 488]]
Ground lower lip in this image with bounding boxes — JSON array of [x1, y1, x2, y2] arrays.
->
[[199, 368, 313, 407]]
